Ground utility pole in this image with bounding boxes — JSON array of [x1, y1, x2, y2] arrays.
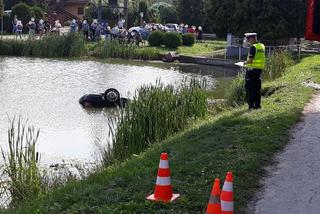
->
[[98, 0, 102, 22], [124, 0, 128, 28], [0, 0, 3, 39]]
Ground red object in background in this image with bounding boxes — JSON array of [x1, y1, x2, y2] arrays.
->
[[305, 0, 320, 41]]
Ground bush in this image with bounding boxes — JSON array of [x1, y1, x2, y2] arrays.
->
[[148, 30, 164, 47], [226, 74, 246, 107], [265, 50, 294, 80], [182, 33, 195, 46], [163, 32, 182, 48]]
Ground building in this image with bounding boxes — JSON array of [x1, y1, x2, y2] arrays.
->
[[50, 0, 89, 24]]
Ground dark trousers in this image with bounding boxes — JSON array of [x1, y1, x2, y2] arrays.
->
[[245, 69, 262, 109]]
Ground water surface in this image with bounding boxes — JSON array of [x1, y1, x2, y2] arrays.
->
[[0, 57, 237, 163]]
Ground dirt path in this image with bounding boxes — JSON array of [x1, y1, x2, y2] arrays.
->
[[248, 92, 320, 214]]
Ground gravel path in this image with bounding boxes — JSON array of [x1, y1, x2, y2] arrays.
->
[[248, 92, 320, 214]]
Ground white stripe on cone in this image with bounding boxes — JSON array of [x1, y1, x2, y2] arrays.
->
[[221, 200, 234, 211], [156, 176, 171, 186], [159, 160, 169, 169], [222, 181, 233, 192]]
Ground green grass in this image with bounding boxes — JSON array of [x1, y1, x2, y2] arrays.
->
[[4, 56, 320, 214], [177, 40, 226, 57]]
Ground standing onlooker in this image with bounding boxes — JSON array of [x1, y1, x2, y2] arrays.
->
[[70, 19, 78, 33], [197, 26, 203, 42], [95, 22, 103, 41], [117, 18, 125, 29], [27, 18, 36, 40], [54, 20, 62, 35], [82, 20, 90, 40], [187, 26, 196, 34], [91, 19, 99, 41], [12, 15, 18, 34], [77, 19, 82, 32], [105, 26, 111, 40], [111, 25, 119, 40], [38, 19, 46, 39], [15, 20, 23, 39], [182, 24, 188, 34], [44, 18, 51, 35]]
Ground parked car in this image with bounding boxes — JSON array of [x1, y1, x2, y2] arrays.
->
[[145, 23, 165, 31], [165, 23, 179, 33], [128, 26, 150, 40]]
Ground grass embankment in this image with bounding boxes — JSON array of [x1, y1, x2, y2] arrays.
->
[[0, 35, 225, 60], [6, 56, 320, 213]]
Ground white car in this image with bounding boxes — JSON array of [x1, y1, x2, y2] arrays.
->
[[165, 23, 179, 33]]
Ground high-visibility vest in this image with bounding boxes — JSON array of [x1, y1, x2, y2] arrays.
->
[[247, 43, 266, 69]]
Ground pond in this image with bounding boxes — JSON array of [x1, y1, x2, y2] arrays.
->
[[0, 57, 238, 164]]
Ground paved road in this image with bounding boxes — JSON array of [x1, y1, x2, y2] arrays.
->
[[249, 92, 320, 214]]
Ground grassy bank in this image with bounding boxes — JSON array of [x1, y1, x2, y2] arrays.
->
[[0, 35, 225, 60], [4, 56, 320, 213]]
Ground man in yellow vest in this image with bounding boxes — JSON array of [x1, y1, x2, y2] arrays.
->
[[244, 33, 265, 110]]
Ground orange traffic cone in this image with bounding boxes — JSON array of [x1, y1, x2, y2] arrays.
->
[[206, 178, 222, 214], [147, 153, 180, 203], [221, 172, 234, 214]]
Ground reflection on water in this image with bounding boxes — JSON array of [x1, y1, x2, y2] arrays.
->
[[0, 57, 238, 162]]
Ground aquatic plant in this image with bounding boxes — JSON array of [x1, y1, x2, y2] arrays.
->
[[0, 117, 41, 207], [264, 50, 294, 80], [225, 74, 246, 107], [101, 79, 208, 165], [0, 34, 87, 58], [97, 40, 163, 60]]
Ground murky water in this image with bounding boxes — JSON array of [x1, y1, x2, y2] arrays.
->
[[0, 57, 237, 163]]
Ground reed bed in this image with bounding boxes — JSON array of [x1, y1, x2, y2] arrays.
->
[[0, 117, 41, 207], [0, 117, 97, 208], [101, 79, 208, 165], [96, 40, 162, 60], [265, 50, 294, 80], [0, 33, 87, 58]]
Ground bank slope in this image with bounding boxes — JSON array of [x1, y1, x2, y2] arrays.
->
[[6, 56, 320, 213]]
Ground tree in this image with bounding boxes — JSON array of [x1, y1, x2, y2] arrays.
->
[[204, 0, 306, 39], [0, 0, 3, 17], [4, 0, 32, 10], [12, 2, 31, 25], [178, 0, 204, 26], [151, 2, 178, 24], [138, 1, 149, 22], [31, 6, 44, 19]]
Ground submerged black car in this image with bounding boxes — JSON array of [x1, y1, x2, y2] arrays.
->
[[79, 88, 128, 108]]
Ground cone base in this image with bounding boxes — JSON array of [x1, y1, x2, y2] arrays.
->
[[146, 193, 180, 203]]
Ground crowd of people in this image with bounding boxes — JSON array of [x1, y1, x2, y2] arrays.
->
[[11, 16, 203, 44]]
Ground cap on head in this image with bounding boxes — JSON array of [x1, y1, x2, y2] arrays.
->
[[244, 32, 257, 38]]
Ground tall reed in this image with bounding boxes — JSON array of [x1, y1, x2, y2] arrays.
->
[[1, 117, 41, 207], [225, 74, 246, 107], [96, 40, 162, 60], [264, 50, 294, 80], [0, 33, 87, 58], [101, 79, 208, 165]]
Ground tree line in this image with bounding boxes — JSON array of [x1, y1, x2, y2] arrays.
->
[[2, 0, 307, 39]]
